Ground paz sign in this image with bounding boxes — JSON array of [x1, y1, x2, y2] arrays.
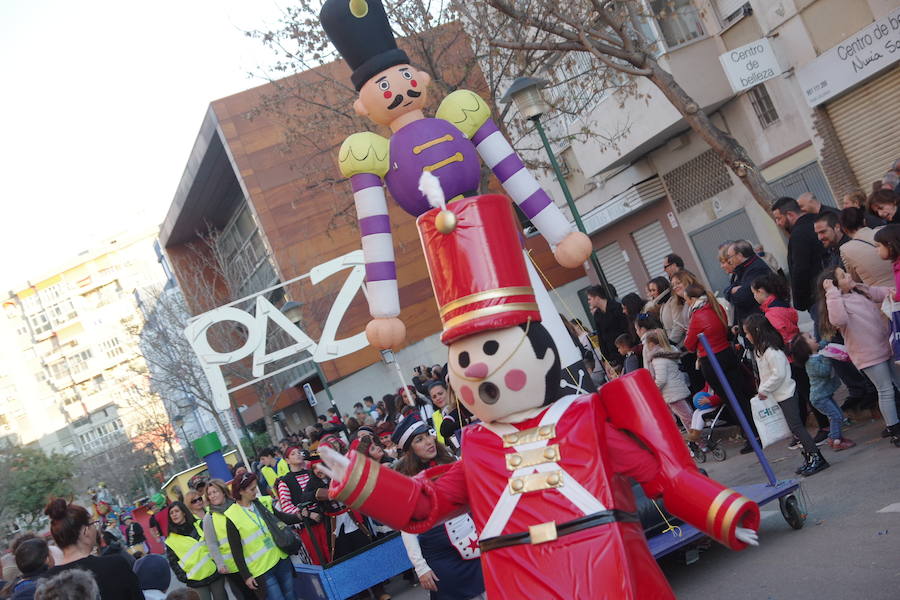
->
[[184, 250, 369, 412], [718, 38, 782, 93]]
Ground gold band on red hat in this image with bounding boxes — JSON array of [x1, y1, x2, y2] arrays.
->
[[439, 286, 535, 318], [442, 302, 540, 330]]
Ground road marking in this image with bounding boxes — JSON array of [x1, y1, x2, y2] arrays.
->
[[877, 503, 900, 513]]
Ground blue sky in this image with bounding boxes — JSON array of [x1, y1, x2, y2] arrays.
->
[[0, 0, 286, 287]]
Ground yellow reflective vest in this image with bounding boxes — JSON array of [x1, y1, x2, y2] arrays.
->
[[209, 511, 238, 574], [224, 495, 286, 578], [165, 527, 216, 582], [431, 410, 445, 445], [261, 459, 290, 491]]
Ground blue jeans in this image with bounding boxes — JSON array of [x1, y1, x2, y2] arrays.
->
[[809, 394, 844, 439], [260, 558, 295, 600], [860, 360, 900, 427]]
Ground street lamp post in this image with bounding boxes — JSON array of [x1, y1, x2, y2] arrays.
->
[[171, 414, 193, 468], [501, 77, 614, 299], [280, 301, 342, 422]]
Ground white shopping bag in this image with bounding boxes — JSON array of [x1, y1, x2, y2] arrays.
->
[[750, 395, 791, 448]]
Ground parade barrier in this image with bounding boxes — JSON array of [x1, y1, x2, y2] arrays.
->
[[292, 532, 412, 600]]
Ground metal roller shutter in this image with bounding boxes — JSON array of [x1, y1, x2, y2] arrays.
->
[[827, 67, 900, 189], [595, 242, 637, 298], [631, 221, 673, 281]]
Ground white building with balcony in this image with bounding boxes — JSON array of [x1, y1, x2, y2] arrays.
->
[[519, 0, 900, 297]]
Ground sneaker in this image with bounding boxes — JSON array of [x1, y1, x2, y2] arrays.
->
[[813, 429, 830, 446], [829, 438, 856, 451], [881, 427, 891, 438], [787, 436, 802, 450], [739, 441, 755, 454]]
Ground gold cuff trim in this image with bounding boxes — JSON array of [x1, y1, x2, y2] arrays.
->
[[440, 286, 535, 318], [424, 153, 464, 172], [413, 134, 454, 155], [509, 470, 563, 495], [503, 424, 556, 448], [505, 444, 561, 470], [720, 496, 750, 542], [707, 489, 735, 533], [349, 458, 380, 510], [529, 521, 558, 545], [336, 454, 367, 504], [443, 302, 539, 330]]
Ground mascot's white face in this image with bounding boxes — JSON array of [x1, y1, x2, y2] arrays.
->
[[446, 325, 556, 424]]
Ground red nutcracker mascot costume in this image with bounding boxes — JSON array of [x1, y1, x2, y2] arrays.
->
[[318, 0, 592, 384], [319, 186, 760, 599]]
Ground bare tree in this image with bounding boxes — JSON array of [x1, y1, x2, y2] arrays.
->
[[74, 439, 158, 502], [473, 0, 775, 211], [134, 285, 231, 441], [168, 231, 306, 444]]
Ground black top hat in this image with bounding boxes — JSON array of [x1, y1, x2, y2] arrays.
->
[[319, 0, 410, 90]]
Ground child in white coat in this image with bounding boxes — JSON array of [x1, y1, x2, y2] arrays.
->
[[644, 330, 695, 439], [742, 315, 829, 476]]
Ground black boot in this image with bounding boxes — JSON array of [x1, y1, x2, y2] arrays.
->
[[889, 423, 900, 448], [800, 451, 830, 476], [794, 452, 811, 475]]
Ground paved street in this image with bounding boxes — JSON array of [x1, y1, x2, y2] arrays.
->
[[386, 415, 898, 600]]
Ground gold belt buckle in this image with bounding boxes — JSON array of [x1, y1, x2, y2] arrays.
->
[[528, 521, 558, 545]]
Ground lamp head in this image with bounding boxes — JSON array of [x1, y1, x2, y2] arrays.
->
[[501, 77, 551, 120]]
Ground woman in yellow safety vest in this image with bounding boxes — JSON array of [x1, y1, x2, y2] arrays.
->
[[428, 381, 465, 451], [201, 479, 256, 600], [165, 501, 227, 600], [225, 472, 296, 600]]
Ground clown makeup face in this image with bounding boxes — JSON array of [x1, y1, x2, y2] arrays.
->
[[354, 65, 432, 130], [447, 325, 556, 424]]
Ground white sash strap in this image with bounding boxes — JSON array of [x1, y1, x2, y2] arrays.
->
[[479, 395, 606, 540]]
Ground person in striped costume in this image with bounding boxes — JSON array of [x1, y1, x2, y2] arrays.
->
[[319, 0, 593, 373]]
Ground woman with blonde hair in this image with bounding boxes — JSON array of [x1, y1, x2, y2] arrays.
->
[[202, 479, 256, 599]]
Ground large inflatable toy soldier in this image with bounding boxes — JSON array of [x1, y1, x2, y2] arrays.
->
[[318, 187, 761, 599], [319, 0, 593, 384]]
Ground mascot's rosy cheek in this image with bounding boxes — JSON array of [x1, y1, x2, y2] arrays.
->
[[504, 369, 527, 391]]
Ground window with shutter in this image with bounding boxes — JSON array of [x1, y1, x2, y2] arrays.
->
[[631, 221, 674, 281], [595, 242, 637, 298]]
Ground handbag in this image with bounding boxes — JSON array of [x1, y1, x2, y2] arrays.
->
[[750, 395, 791, 448], [253, 499, 302, 555]]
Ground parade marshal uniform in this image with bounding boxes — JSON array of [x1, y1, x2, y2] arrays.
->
[[326, 195, 760, 599]]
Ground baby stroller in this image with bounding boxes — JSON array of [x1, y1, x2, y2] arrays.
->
[[687, 390, 727, 464]]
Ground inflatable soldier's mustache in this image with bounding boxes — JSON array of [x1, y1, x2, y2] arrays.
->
[[407, 89, 422, 98], [387, 95, 404, 110]]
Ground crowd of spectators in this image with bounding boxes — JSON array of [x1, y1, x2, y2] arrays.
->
[[578, 168, 900, 477]]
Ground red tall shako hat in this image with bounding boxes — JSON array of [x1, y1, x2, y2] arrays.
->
[[417, 194, 541, 344]]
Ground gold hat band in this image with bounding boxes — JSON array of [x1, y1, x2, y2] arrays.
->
[[439, 286, 535, 318], [442, 302, 539, 330]]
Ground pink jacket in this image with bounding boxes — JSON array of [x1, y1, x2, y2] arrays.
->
[[824, 285, 892, 370]]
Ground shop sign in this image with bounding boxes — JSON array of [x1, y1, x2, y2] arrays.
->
[[797, 7, 900, 106], [719, 38, 782, 93]]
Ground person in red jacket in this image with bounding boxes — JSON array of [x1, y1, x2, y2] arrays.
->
[[678, 275, 758, 452]]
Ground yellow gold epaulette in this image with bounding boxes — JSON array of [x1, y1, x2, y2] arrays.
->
[[436, 90, 491, 139], [338, 132, 390, 178]]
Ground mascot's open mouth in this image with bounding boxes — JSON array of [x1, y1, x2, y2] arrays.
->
[[479, 381, 500, 404]]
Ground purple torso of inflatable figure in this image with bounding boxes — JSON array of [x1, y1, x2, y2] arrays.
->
[[385, 118, 482, 216]]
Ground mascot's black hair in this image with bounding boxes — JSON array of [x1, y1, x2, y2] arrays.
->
[[518, 322, 561, 405]]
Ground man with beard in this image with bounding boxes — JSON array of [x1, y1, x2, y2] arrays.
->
[[771, 197, 828, 320]]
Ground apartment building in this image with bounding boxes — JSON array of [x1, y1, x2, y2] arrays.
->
[[530, 0, 900, 296], [1, 227, 174, 460]]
